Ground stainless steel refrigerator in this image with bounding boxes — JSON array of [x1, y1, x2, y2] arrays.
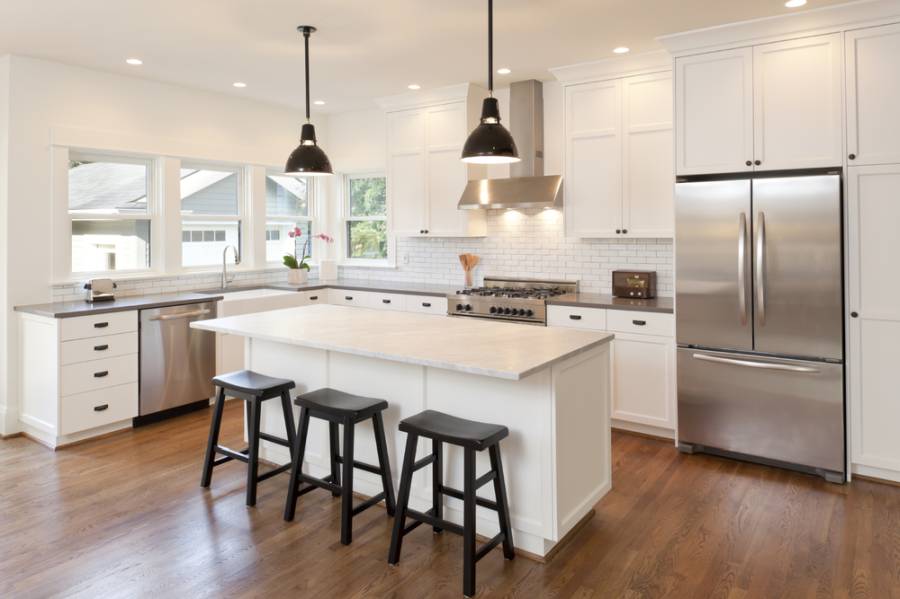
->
[[675, 170, 845, 483]]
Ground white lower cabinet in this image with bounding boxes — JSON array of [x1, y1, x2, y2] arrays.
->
[[547, 304, 676, 437], [364, 291, 406, 311], [402, 294, 448, 315]]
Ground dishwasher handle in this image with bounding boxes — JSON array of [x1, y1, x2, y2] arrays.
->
[[149, 308, 212, 321]]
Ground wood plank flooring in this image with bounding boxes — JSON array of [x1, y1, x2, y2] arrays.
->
[[2, 401, 899, 598]]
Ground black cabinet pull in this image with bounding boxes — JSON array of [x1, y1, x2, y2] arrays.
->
[[345, 296, 353, 301], [850, 311, 859, 318], [615, 229, 621, 234], [93, 404, 109, 412], [309, 295, 318, 300], [93, 322, 109, 328], [848, 153, 856, 160], [745, 160, 752, 166], [422, 302, 432, 308], [93, 344, 109, 351], [754, 160, 762, 166], [569, 314, 582, 321], [632, 319, 647, 326], [382, 299, 391, 304], [93, 371, 109, 378]]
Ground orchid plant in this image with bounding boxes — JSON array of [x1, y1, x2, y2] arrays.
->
[[283, 227, 334, 271]]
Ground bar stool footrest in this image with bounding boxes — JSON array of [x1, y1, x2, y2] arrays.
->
[[256, 462, 292, 482], [475, 533, 506, 563], [334, 456, 386, 476], [351, 492, 386, 516], [215, 445, 250, 464], [258, 432, 292, 448], [405, 508, 464, 536], [439, 485, 499, 511]]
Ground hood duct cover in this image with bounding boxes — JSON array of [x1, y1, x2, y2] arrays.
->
[[459, 79, 563, 210]]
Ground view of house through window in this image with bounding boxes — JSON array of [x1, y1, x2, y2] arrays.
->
[[345, 175, 387, 261], [68, 156, 152, 273], [180, 165, 242, 267], [265, 172, 312, 263]]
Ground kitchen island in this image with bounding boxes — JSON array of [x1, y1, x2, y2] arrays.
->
[[192, 304, 613, 558]]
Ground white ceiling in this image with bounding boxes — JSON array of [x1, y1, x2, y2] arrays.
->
[[0, 0, 848, 114]]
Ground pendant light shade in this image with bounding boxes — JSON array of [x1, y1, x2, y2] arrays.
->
[[284, 26, 333, 177], [461, 0, 519, 165]]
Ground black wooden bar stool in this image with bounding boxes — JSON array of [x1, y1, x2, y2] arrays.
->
[[200, 370, 296, 507], [283, 388, 396, 545], [388, 410, 515, 598]]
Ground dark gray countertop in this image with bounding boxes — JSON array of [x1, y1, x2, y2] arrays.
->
[[14, 292, 224, 319], [548, 293, 673, 314]]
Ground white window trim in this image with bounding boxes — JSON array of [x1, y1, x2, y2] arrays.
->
[[263, 168, 316, 267], [59, 149, 160, 280], [341, 172, 393, 267]]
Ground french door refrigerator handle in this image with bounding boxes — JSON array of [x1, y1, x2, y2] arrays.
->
[[755, 211, 766, 326], [692, 353, 819, 373], [738, 212, 748, 326]]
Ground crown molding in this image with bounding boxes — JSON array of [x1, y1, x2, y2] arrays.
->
[[550, 50, 672, 86], [658, 0, 900, 57]]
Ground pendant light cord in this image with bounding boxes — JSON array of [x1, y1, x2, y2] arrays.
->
[[488, 0, 493, 96], [304, 28, 311, 122]]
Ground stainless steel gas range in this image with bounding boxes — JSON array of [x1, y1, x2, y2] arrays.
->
[[447, 276, 578, 325]]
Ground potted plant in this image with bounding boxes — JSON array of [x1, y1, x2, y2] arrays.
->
[[283, 228, 334, 285]]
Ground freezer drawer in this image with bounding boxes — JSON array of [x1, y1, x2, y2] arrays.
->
[[677, 348, 844, 475]]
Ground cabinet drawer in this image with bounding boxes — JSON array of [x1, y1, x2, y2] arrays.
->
[[329, 289, 372, 307], [606, 310, 673, 337], [403, 295, 448, 315], [366, 292, 406, 311], [60, 311, 137, 341], [60, 332, 138, 366], [547, 305, 607, 330], [60, 354, 138, 396], [60, 382, 138, 435]]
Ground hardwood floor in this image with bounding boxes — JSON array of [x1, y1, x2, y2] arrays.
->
[[2, 402, 899, 598]]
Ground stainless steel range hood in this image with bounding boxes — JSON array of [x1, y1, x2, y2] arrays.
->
[[459, 80, 563, 210]]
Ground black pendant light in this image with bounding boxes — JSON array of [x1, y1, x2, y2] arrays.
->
[[461, 0, 519, 165], [284, 25, 333, 177]]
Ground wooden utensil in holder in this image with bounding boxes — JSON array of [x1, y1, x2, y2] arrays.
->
[[459, 253, 480, 287]]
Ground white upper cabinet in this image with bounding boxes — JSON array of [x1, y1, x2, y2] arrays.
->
[[566, 80, 622, 237], [753, 34, 844, 171], [846, 23, 900, 166], [675, 48, 753, 175], [383, 85, 486, 238], [622, 72, 674, 237], [564, 70, 673, 238]]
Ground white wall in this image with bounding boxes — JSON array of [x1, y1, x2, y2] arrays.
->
[[0, 55, 10, 433], [1, 55, 307, 434]]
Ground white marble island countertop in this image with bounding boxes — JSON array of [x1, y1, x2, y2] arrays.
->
[[192, 304, 613, 380]]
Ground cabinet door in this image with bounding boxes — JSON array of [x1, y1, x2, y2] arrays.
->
[[846, 23, 900, 166], [622, 71, 674, 237], [387, 110, 427, 236], [848, 165, 900, 475], [565, 80, 622, 237], [611, 333, 676, 430], [675, 48, 753, 175], [753, 34, 843, 171]]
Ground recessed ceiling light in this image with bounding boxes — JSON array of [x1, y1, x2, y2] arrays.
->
[[314, 100, 326, 106], [407, 84, 421, 90], [613, 47, 630, 55], [232, 81, 247, 88], [497, 67, 511, 75], [785, 0, 807, 7], [125, 58, 143, 66]]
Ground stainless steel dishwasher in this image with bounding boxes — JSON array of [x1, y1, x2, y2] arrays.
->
[[137, 301, 217, 424]]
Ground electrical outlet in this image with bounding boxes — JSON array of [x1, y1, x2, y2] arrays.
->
[[402, 252, 409, 265]]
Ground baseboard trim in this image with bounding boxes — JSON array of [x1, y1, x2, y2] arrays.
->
[[852, 463, 900, 486], [612, 423, 675, 443]]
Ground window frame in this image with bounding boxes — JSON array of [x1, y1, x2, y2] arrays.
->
[[178, 160, 246, 270], [264, 168, 315, 266], [342, 172, 391, 266], [66, 150, 157, 277]]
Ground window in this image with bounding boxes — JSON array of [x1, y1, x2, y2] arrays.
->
[[68, 154, 153, 273], [344, 174, 387, 261], [265, 171, 313, 263], [181, 164, 242, 267]]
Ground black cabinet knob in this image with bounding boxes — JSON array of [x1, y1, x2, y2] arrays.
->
[[615, 229, 621, 234], [849, 153, 856, 160], [850, 311, 859, 318], [422, 302, 432, 308], [754, 160, 762, 166], [745, 160, 752, 166], [622, 229, 628, 234], [345, 296, 353, 301], [309, 295, 318, 300]]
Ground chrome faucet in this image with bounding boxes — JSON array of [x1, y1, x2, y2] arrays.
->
[[221, 245, 241, 289]]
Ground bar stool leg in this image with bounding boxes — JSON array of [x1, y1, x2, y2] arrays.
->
[[280, 390, 297, 459], [432, 440, 443, 533], [200, 387, 226, 488], [462, 448, 477, 597], [329, 422, 341, 497], [340, 416, 355, 545], [489, 444, 515, 560], [372, 412, 396, 516], [245, 399, 262, 507], [284, 407, 310, 521], [388, 433, 418, 565]]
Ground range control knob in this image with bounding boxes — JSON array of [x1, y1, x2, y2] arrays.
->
[[456, 304, 464, 311], [503, 307, 511, 315], [489, 306, 497, 314], [464, 304, 472, 311], [516, 309, 525, 316], [526, 309, 534, 317]]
